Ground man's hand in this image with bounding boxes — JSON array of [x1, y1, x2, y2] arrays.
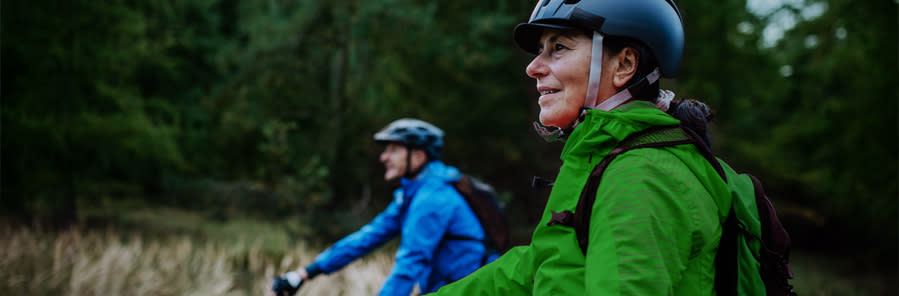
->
[[270, 270, 304, 296], [297, 268, 309, 280]]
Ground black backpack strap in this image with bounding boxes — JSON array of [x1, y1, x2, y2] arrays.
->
[[567, 125, 797, 296], [566, 125, 745, 295], [454, 175, 511, 252], [448, 174, 511, 270], [572, 125, 724, 255], [715, 207, 739, 295], [749, 174, 797, 296], [441, 233, 492, 265]]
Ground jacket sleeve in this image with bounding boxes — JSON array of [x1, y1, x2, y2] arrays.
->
[[378, 184, 455, 296], [583, 151, 706, 295], [427, 245, 534, 295], [307, 194, 404, 275]]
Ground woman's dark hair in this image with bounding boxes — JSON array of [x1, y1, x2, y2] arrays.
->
[[667, 98, 715, 148], [603, 35, 660, 101]]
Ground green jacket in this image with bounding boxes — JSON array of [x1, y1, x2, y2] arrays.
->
[[431, 101, 731, 295]]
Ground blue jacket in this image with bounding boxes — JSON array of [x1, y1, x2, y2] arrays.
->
[[305, 161, 488, 295]]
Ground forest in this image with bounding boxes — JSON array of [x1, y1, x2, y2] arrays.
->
[[2, 0, 896, 295]]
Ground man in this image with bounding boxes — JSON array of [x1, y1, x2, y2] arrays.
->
[[272, 118, 489, 296]]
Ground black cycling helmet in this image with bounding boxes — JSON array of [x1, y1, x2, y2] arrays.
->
[[514, 0, 685, 78], [373, 118, 444, 160]]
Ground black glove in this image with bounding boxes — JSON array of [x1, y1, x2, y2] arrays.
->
[[271, 271, 303, 296]]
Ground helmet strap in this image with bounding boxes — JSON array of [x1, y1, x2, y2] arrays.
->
[[539, 31, 604, 142], [583, 30, 664, 112], [403, 145, 427, 179], [404, 145, 415, 179], [595, 68, 661, 111], [583, 31, 605, 109]]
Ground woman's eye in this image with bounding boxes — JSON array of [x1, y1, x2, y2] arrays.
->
[[536, 42, 568, 55]]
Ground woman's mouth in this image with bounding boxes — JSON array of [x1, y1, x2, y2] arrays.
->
[[538, 89, 560, 103], [537, 86, 560, 99]]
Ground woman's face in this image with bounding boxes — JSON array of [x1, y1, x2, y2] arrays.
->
[[526, 29, 594, 128]]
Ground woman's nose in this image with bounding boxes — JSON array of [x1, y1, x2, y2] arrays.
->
[[526, 55, 547, 79]]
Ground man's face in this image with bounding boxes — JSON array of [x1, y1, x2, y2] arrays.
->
[[380, 143, 410, 181]]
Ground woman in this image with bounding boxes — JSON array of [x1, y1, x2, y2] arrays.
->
[[430, 0, 728, 295]]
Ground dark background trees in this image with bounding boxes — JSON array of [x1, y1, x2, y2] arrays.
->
[[3, 0, 896, 269]]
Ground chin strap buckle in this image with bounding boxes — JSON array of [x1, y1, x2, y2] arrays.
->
[[532, 121, 565, 143]]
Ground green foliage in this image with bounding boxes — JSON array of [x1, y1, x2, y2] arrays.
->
[[1, 1, 204, 221], [676, 0, 898, 256], [770, 0, 897, 253], [2, 0, 895, 258]]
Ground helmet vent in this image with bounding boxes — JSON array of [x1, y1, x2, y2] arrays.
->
[[564, 0, 580, 4]]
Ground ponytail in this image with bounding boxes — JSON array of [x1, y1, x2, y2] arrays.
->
[[666, 98, 714, 148]]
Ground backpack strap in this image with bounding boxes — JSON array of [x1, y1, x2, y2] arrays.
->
[[565, 125, 744, 295], [567, 125, 795, 296], [715, 207, 739, 295], [446, 174, 511, 268], [749, 174, 797, 296], [441, 233, 492, 266], [454, 175, 510, 252], [571, 125, 725, 255]]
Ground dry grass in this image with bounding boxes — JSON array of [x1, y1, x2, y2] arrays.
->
[[788, 251, 895, 296], [0, 226, 394, 296], [2, 225, 891, 296]]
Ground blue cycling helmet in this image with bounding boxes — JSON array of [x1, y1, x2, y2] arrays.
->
[[373, 118, 444, 160], [514, 0, 684, 78]]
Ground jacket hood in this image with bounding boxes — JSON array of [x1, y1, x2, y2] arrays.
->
[[561, 101, 679, 163]]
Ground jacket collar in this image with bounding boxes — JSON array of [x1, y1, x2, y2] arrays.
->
[[560, 101, 680, 165], [399, 160, 461, 194]]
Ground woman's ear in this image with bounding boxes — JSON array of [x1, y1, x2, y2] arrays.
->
[[612, 47, 639, 89]]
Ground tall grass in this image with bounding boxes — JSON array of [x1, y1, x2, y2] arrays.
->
[[2, 225, 892, 295], [0, 226, 394, 296]]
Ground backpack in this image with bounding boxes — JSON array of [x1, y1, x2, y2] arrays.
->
[[450, 174, 511, 259], [561, 125, 796, 296]]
